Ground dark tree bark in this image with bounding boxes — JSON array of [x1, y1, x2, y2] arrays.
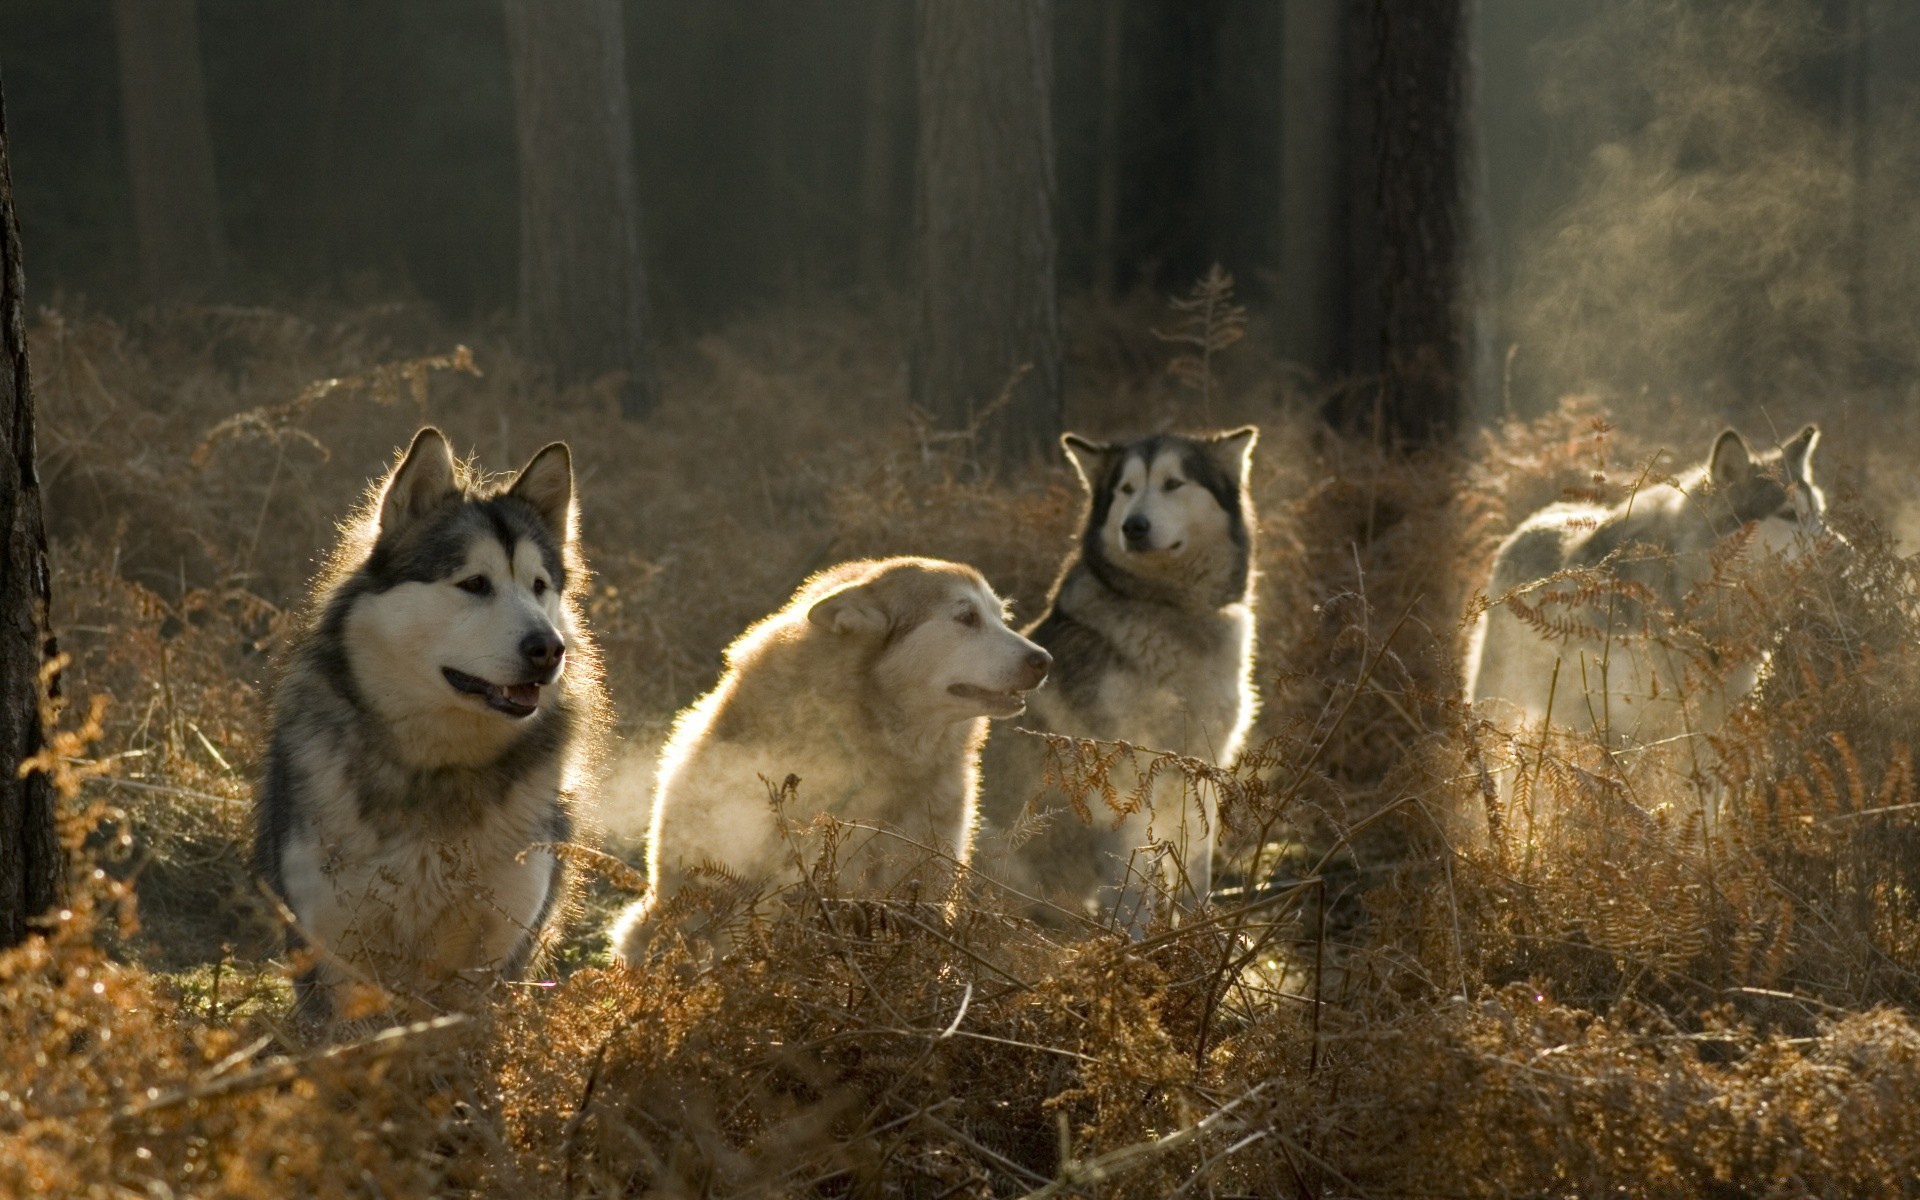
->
[[113, 0, 228, 295], [857, 0, 910, 289], [305, 0, 350, 272], [1327, 0, 1471, 446], [1277, 0, 1346, 376], [1090, 0, 1124, 298], [914, 0, 1062, 470], [0, 74, 64, 951], [503, 0, 659, 419]]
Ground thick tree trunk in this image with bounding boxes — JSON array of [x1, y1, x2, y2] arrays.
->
[[113, 0, 228, 295], [1324, 0, 1470, 446], [914, 0, 1061, 471], [0, 75, 63, 951], [857, 0, 909, 289], [503, 0, 659, 419], [305, 0, 350, 272], [1090, 1, 1124, 298], [1277, 0, 1346, 376]]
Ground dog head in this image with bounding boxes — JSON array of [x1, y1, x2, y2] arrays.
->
[[1064, 426, 1257, 595], [805, 558, 1050, 722], [340, 428, 580, 760], [1705, 424, 1832, 560]]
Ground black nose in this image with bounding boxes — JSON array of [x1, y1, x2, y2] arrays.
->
[[1121, 514, 1151, 541], [521, 631, 565, 673]]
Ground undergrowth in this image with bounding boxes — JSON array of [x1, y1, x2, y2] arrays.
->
[[11, 290, 1920, 1195]]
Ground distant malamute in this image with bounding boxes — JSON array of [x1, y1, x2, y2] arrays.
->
[[1465, 424, 1830, 754], [254, 428, 605, 1017], [610, 557, 1050, 963], [977, 427, 1260, 926]]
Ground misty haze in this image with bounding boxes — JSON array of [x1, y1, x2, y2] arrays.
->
[[4, 1, 1920, 1195]]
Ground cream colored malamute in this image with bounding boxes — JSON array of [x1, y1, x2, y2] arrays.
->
[[611, 556, 1049, 961]]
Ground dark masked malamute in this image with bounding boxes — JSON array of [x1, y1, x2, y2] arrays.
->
[[978, 427, 1260, 926], [254, 428, 606, 1017]]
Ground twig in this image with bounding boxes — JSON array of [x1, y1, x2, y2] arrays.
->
[[89, 775, 246, 807], [939, 981, 973, 1038], [112, 1015, 467, 1125], [1010, 1084, 1271, 1200], [920, 1111, 1052, 1188], [1310, 878, 1327, 1074]]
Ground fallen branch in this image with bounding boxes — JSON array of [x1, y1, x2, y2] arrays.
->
[[1012, 1083, 1271, 1200], [112, 1014, 468, 1125]]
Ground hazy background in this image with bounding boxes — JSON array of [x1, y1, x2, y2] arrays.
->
[[6, 1, 1281, 324], [4, 0, 1917, 427]]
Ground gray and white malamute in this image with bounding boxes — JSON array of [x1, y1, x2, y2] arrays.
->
[[1465, 424, 1830, 753], [254, 427, 606, 1017], [978, 427, 1260, 926]]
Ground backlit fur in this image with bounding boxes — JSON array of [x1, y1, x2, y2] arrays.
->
[[253, 427, 607, 1018], [977, 427, 1260, 926], [611, 556, 1048, 962], [1465, 424, 1831, 757]]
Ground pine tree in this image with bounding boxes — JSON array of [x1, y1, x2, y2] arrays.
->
[[0, 72, 63, 949], [913, 0, 1062, 470]]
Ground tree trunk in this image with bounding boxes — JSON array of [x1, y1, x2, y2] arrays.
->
[[856, 0, 909, 289], [914, 0, 1062, 471], [306, 0, 350, 273], [1090, 0, 1125, 298], [0, 73, 64, 951], [113, 0, 228, 295], [1330, 0, 1471, 446], [1277, 0, 1346, 376], [503, 0, 659, 419]]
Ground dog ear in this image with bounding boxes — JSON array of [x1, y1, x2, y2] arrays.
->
[[807, 582, 890, 636], [379, 428, 459, 534], [509, 442, 576, 542], [1205, 425, 1259, 484], [1781, 423, 1820, 481], [1060, 434, 1113, 491], [1708, 429, 1754, 489]]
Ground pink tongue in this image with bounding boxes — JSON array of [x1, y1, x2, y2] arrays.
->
[[501, 683, 540, 708]]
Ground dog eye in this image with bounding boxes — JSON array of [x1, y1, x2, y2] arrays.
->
[[457, 575, 492, 596], [956, 609, 981, 628], [1119, 484, 1135, 496], [1163, 478, 1185, 492], [533, 578, 549, 596]]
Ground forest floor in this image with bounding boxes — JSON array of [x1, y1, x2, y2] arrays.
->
[[14, 290, 1920, 1196]]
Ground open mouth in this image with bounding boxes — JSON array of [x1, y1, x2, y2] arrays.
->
[[1123, 540, 1183, 555], [443, 667, 542, 719], [948, 682, 1029, 715]]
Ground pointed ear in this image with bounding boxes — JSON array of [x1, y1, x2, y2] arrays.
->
[[807, 582, 890, 636], [378, 428, 459, 535], [1708, 429, 1754, 489], [1205, 425, 1259, 484], [1060, 434, 1113, 491], [1782, 423, 1820, 480], [508, 441, 575, 542]]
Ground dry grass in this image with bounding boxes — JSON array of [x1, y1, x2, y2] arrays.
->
[[13, 289, 1920, 1196]]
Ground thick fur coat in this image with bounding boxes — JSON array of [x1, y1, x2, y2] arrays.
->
[[254, 428, 606, 1016], [977, 428, 1259, 926], [611, 556, 1048, 961], [1465, 425, 1830, 754]]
